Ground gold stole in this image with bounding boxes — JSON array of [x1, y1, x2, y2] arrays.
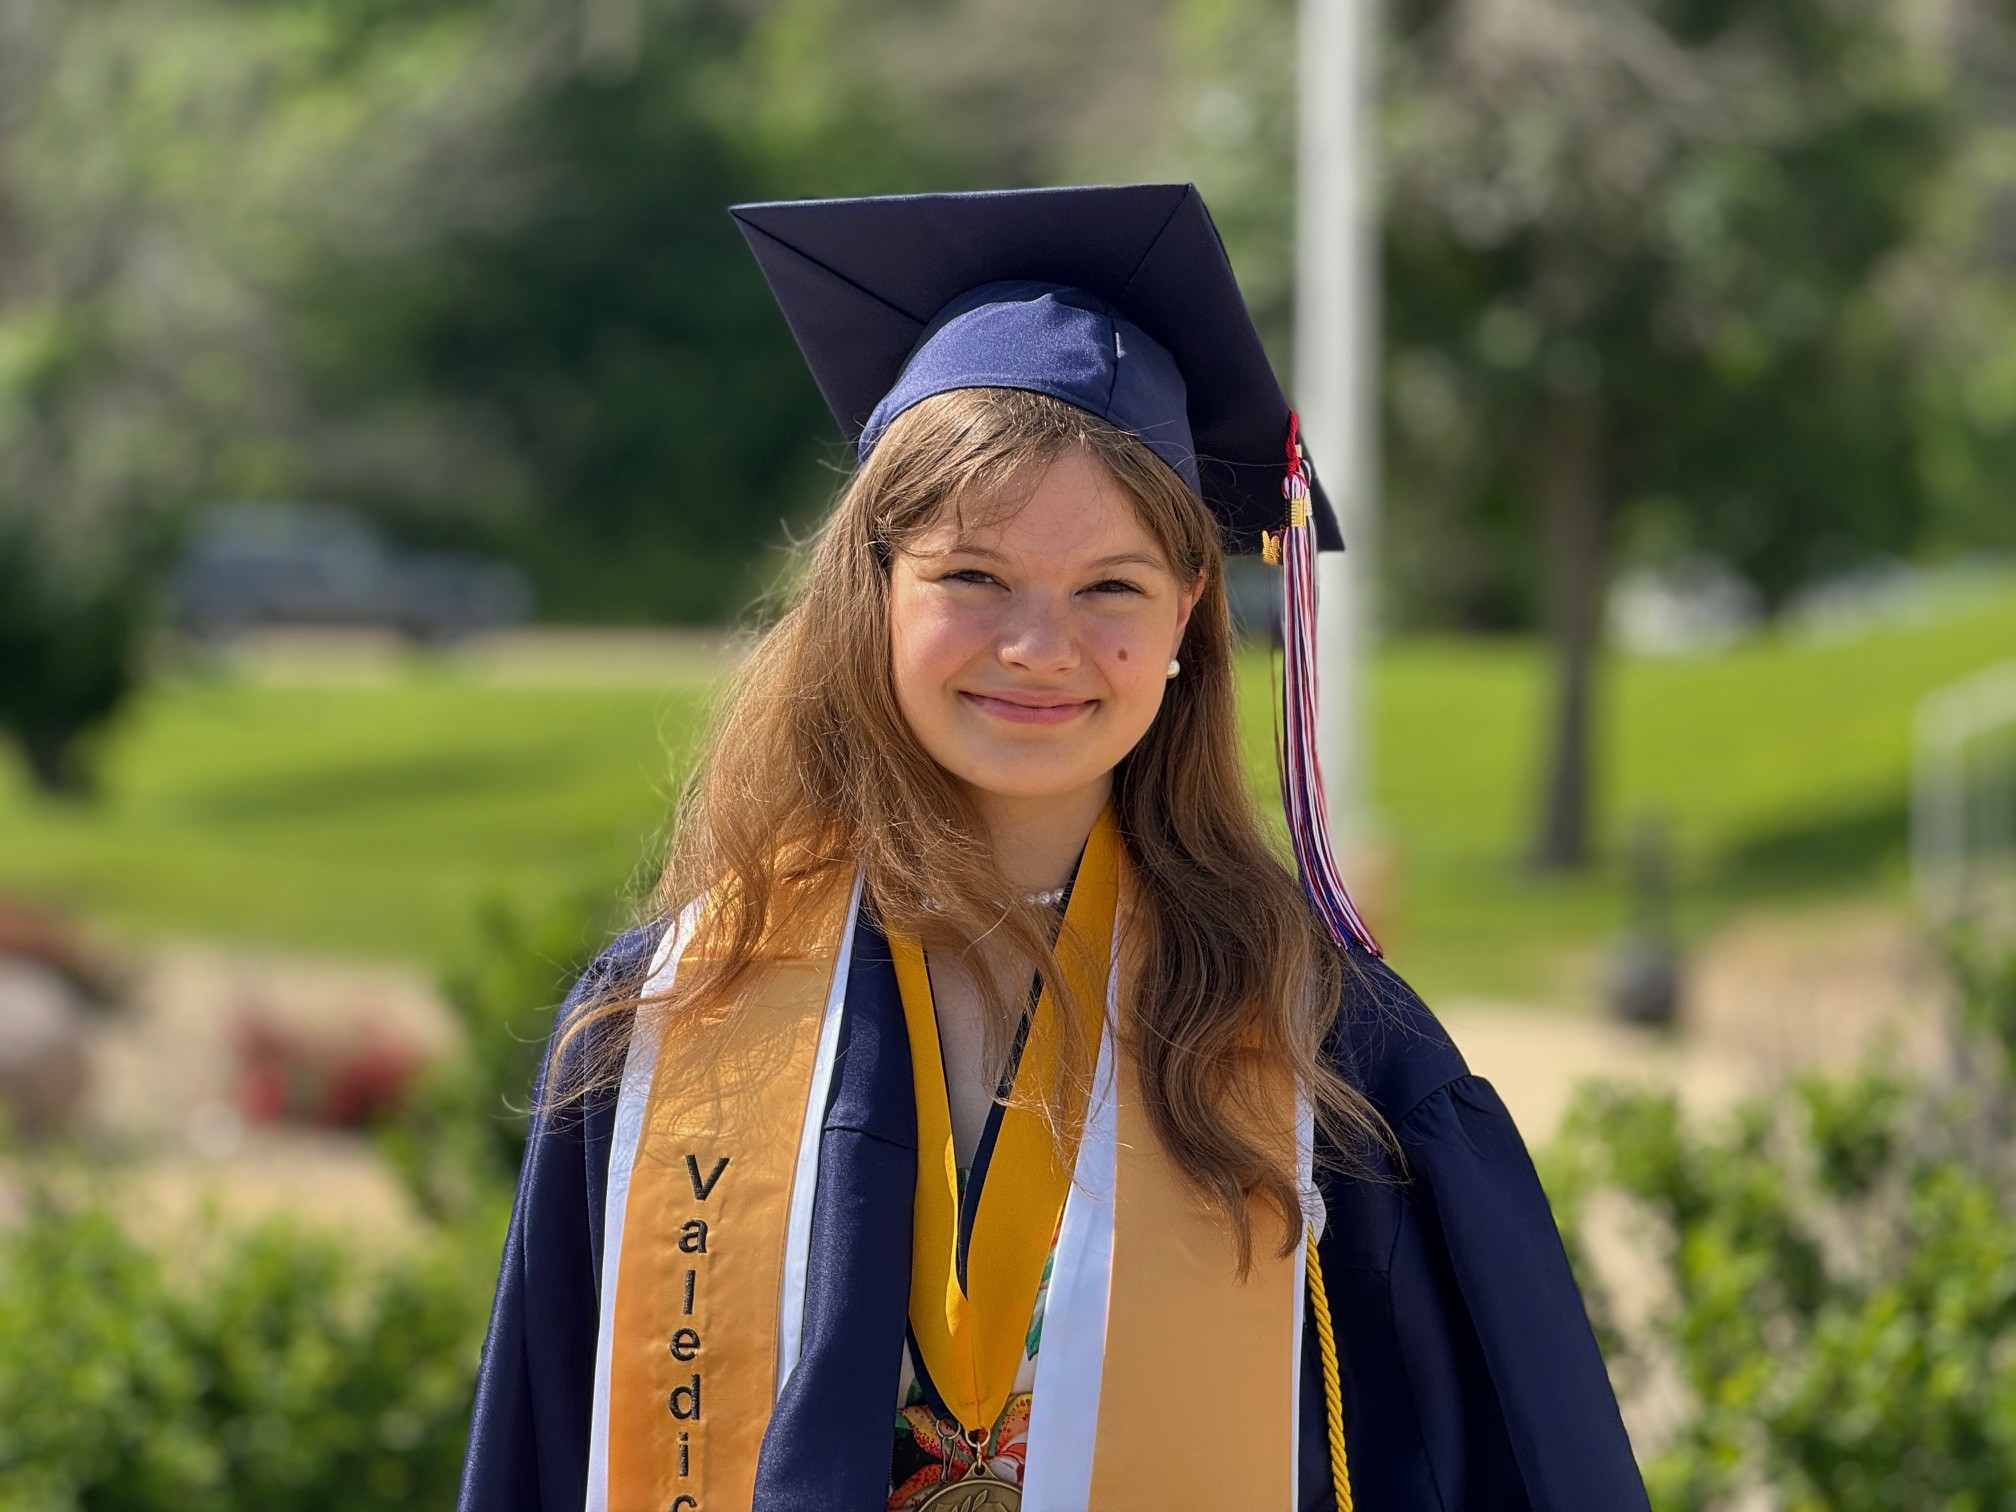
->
[[604, 852, 1303, 1511], [605, 895, 851, 1512], [1098, 1036, 1299, 1506]]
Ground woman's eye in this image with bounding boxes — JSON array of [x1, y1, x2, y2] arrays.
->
[[944, 569, 1000, 587], [1085, 578, 1144, 595]]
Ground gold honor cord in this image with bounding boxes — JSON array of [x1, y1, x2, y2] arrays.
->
[[1306, 1229, 1355, 1511], [888, 810, 1120, 1471]]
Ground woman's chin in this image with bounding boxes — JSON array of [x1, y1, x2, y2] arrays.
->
[[953, 761, 1111, 808]]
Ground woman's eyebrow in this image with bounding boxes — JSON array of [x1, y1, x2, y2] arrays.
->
[[1086, 552, 1165, 571], [938, 543, 1168, 572]]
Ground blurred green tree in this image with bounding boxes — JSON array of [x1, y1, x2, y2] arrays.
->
[[0, 521, 159, 796], [282, 0, 966, 624], [0, 1, 445, 791], [1380, 0, 1966, 868], [0, 5, 211, 794]]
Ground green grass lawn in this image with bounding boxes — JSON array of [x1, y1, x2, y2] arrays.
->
[[1341, 582, 2016, 999], [0, 670, 713, 969], [2, 579, 2012, 1005]]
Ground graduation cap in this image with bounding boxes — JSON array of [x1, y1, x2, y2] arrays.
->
[[728, 183, 1340, 554], [730, 184, 1378, 954]]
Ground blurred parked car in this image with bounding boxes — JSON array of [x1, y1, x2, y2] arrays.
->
[[171, 502, 534, 644]]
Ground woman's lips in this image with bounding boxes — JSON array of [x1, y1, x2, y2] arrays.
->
[[960, 691, 1097, 726]]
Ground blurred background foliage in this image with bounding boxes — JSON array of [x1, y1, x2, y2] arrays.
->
[[0, 1191, 489, 1509], [0, 886, 610, 1509], [2, 0, 2012, 859], [8, 0, 2009, 636], [378, 887, 617, 1223]]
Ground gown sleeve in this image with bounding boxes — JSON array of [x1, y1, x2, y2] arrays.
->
[[457, 924, 663, 1512], [1305, 960, 1651, 1512]]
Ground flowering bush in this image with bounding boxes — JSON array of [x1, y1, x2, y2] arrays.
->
[[234, 1019, 424, 1129]]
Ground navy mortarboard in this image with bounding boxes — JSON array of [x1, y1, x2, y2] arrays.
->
[[729, 182, 1340, 552]]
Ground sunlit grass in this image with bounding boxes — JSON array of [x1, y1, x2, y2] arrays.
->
[[0, 668, 709, 968], [1353, 583, 2016, 999]]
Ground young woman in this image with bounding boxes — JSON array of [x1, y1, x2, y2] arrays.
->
[[459, 185, 1650, 1512]]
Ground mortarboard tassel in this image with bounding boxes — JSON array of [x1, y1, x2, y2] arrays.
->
[[1267, 412, 1382, 956]]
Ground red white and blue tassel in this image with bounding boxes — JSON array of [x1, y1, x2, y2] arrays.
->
[[1266, 412, 1382, 957]]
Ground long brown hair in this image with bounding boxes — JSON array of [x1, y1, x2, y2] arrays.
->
[[556, 386, 1394, 1263]]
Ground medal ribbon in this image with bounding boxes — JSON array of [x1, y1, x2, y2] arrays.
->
[[888, 809, 1120, 1443]]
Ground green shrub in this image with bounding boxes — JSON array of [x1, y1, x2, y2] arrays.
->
[[1546, 943, 2016, 1510], [379, 888, 623, 1223], [0, 1191, 493, 1511]]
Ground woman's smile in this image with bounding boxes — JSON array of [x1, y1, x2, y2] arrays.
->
[[958, 689, 1099, 725]]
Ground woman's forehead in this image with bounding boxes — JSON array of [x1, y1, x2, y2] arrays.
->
[[912, 461, 1172, 569]]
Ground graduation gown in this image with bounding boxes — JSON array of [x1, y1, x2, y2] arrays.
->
[[457, 915, 1651, 1511]]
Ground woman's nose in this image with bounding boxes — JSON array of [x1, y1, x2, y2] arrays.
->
[[998, 598, 1079, 675]]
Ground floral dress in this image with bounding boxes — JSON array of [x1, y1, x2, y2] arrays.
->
[[887, 1217, 1059, 1507]]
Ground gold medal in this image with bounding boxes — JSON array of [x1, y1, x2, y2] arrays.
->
[[915, 1475, 1021, 1511], [912, 1421, 1022, 1511]]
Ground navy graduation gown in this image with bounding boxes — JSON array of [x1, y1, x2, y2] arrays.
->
[[458, 921, 1650, 1512]]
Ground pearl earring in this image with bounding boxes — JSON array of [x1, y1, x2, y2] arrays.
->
[[1165, 658, 1181, 679]]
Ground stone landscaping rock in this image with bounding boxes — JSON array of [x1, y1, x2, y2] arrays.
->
[[0, 959, 92, 1137]]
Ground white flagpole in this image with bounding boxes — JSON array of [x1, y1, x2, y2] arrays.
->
[[1297, 0, 1380, 854]]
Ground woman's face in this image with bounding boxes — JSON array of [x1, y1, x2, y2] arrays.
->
[[888, 447, 1202, 810]]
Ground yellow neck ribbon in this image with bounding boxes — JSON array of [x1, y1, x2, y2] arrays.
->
[[887, 809, 1120, 1443]]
